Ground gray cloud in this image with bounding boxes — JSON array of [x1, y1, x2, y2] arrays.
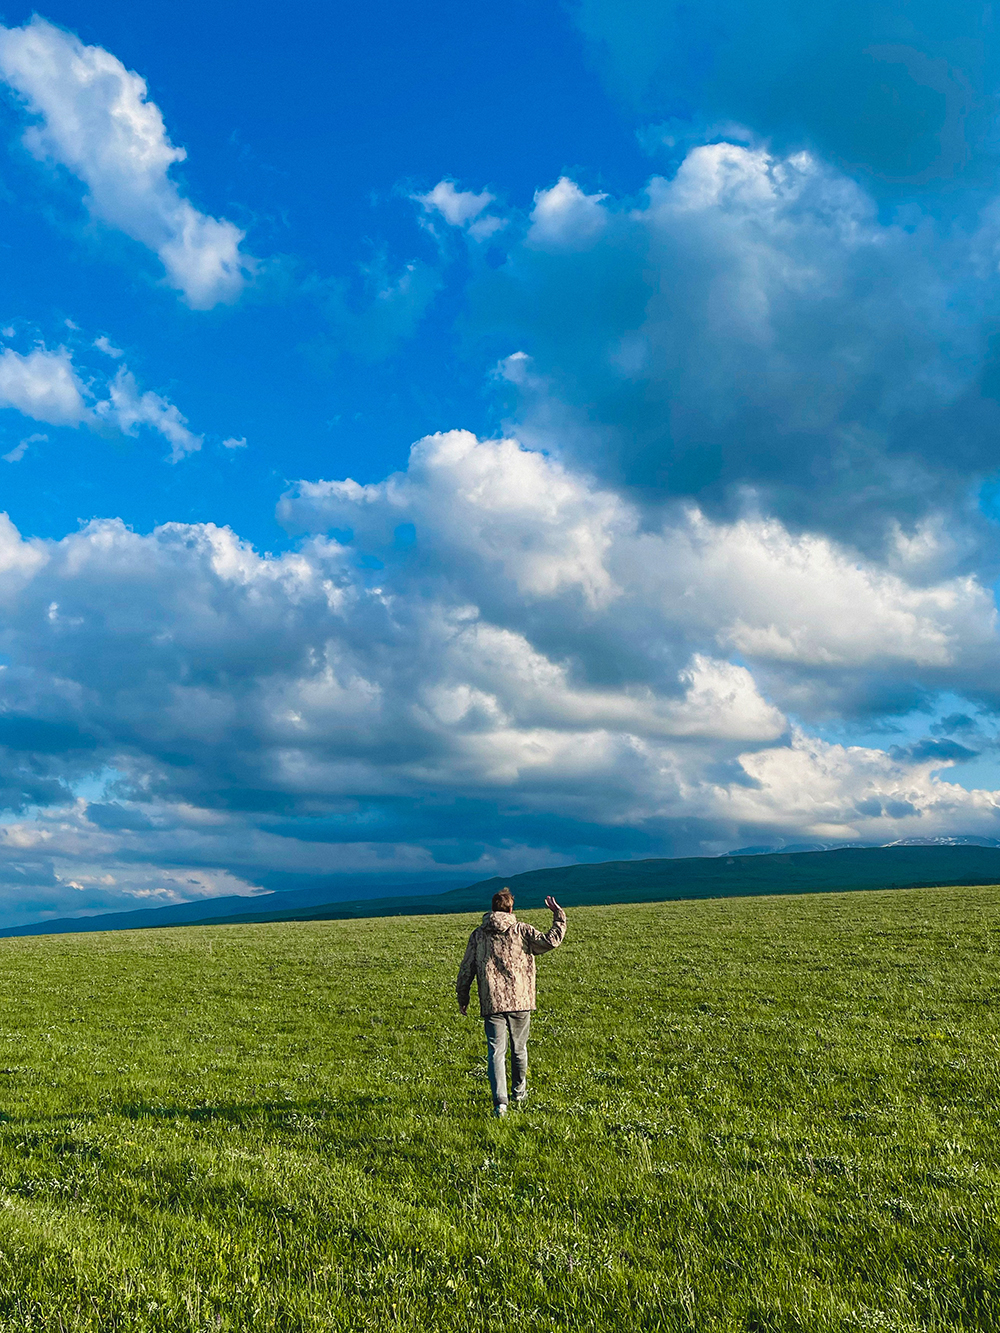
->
[[464, 147, 1000, 560], [570, 0, 998, 190]]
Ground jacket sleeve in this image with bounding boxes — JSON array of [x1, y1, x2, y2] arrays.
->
[[522, 906, 567, 956], [456, 932, 477, 1007]]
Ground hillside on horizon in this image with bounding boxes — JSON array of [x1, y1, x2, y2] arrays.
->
[[5, 843, 1000, 938], [210, 843, 1000, 927]]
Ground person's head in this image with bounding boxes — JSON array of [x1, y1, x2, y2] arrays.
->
[[492, 888, 514, 913]]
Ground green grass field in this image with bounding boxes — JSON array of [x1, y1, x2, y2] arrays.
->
[[0, 886, 997, 1331]]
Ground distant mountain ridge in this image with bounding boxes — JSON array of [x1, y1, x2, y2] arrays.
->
[[204, 844, 1000, 927], [724, 836, 1000, 856], [3, 843, 1000, 938], [0, 876, 459, 939]]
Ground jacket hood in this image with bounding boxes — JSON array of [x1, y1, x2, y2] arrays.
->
[[481, 910, 517, 934]]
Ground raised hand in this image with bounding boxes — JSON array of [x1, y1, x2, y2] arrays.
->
[[544, 895, 562, 912]]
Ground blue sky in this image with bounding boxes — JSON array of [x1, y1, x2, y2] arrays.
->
[[0, 1, 999, 925], [0, 0, 647, 545]]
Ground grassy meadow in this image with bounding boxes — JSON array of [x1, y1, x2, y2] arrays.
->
[[0, 887, 996, 1329]]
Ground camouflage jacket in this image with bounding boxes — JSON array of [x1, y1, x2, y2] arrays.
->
[[456, 907, 567, 1017]]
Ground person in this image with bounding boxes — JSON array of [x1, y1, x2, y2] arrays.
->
[[456, 888, 567, 1117]]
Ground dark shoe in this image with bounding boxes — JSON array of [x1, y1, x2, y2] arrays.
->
[[494, 1103, 508, 1118], [513, 1091, 528, 1106]]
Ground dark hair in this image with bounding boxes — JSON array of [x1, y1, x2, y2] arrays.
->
[[492, 888, 514, 913]]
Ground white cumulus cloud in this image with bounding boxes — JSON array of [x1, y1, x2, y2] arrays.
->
[[416, 179, 505, 241], [0, 431, 992, 921], [417, 180, 494, 227], [94, 367, 201, 462], [0, 338, 202, 461], [0, 16, 254, 308], [0, 347, 87, 425], [528, 177, 609, 247]]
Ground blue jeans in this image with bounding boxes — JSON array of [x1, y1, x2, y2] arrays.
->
[[484, 1010, 531, 1109]]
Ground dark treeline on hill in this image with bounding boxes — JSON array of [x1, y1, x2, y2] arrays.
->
[[4, 844, 1000, 938]]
